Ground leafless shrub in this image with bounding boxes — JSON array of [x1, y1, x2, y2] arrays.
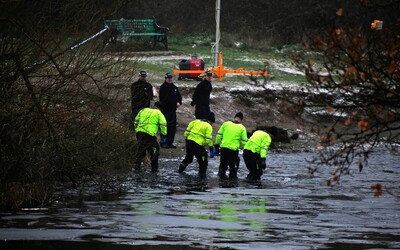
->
[[0, 0, 140, 211]]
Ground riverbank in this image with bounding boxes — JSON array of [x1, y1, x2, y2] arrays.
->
[[121, 47, 322, 157], [157, 80, 321, 159]]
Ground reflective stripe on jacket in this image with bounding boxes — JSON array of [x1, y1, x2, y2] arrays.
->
[[184, 119, 213, 147], [134, 108, 167, 136], [243, 130, 272, 158], [215, 121, 248, 151]]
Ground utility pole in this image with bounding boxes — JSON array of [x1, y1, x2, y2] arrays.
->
[[173, 0, 268, 80], [213, 0, 221, 66]]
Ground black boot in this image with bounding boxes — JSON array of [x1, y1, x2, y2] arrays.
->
[[218, 170, 227, 180], [229, 173, 238, 180], [178, 163, 186, 173]]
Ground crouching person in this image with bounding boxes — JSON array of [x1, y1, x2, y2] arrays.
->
[[243, 126, 277, 180], [134, 101, 167, 172], [178, 112, 215, 178]]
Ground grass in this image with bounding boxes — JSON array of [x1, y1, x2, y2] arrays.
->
[[122, 34, 310, 84], [141, 63, 175, 75]]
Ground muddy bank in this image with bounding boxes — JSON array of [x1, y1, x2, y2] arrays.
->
[[156, 80, 320, 158]]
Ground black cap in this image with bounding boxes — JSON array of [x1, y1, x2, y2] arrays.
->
[[154, 101, 162, 109], [234, 112, 244, 120], [266, 126, 278, 137], [139, 71, 147, 77], [164, 73, 173, 79], [206, 112, 215, 123], [205, 71, 212, 77]]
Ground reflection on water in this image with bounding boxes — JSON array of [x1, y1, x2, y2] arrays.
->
[[1, 150, 399, 250]]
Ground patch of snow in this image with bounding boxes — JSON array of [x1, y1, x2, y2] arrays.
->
[[235, 57, 263, 64], [269, 59, 304, 75], [307, 108, 349, 118], [275, 66, 304, 75], [234, 41, 243, 48]]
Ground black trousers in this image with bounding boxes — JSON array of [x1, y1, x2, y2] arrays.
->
[[162, 110, 177, 146], [243, 149, 263, 180], [194, 105, 210, 119], [134, 132, 160, 172], [219, 148, 240, 178], [181, 140, 208, 174]]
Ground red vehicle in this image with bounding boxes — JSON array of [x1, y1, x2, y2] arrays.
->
[[178, 56, 205, 80]]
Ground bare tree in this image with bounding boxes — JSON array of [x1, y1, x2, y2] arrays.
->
[[0, 0, 139, 211], [290, 0, 400, 191]]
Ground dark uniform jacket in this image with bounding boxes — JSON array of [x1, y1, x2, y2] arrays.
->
[[191, 79, 212, 106], [159, 81, 182, 112], [131, 79, 153, 115]]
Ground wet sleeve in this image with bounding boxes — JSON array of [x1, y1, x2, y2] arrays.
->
[[215, 123, 224, 145], [131, 83, 137, 99], [134, 110, 141, 128], [260, 136, 271, 158], [148, 84, 154, 100], [191, 85, 199, 105], [241, 126, 248, 146], [206, 125, 214, 147], [159, 111, 167, 136], [176, 86, 183, 105], [184, 121, 193, 138], [159, 84, 165, 103]]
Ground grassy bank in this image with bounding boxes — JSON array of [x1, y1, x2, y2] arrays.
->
[[113, 34, 308, 84]]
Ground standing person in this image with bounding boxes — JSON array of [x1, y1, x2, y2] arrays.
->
[[159, 73, 182, 149], [178, 112, 215, 178], [131, 71, 154, 126], [133, 101, 167, 172], [214, 112, 248, 180], [190, 71, 213, 119], [243, 126, 278, 180]]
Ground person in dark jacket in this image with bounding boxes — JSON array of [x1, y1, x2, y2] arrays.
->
[[190, 71, 212, 119], [131, 71, 154, 127], [159, 73, 182, 148]]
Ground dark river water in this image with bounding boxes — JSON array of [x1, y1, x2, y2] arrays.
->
[[1, 149, 400, 250]]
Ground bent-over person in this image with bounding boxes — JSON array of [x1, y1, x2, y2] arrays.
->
[[134, 101, 167, 172]]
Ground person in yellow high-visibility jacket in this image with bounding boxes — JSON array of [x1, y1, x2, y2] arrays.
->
[[178, 112, 215, 178], [243, 126, 278, 180], [214, 112, 248, 180], [134, 101, 167, 172]]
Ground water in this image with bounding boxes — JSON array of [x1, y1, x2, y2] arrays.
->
[[1, 150, 400, 249]]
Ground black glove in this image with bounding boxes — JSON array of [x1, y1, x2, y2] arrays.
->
[[259, 158, 266, 170], [209, 146, 215, 158]]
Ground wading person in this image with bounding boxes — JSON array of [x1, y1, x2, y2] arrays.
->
[[134, 101, 167, 172], [243, 126, 277, 180], [131, 71, 153, 127], [214, 112, 248, 180], [159, 73, 182, 149], [178, 112, 215, 178], [190, 71, 212, 119]]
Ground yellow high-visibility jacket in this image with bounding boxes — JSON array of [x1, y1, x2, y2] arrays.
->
[[244, 130, 272, 158], [215, 121, 247, 150], [134, 108, 167, 136], [184, 119, 213, 147]]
